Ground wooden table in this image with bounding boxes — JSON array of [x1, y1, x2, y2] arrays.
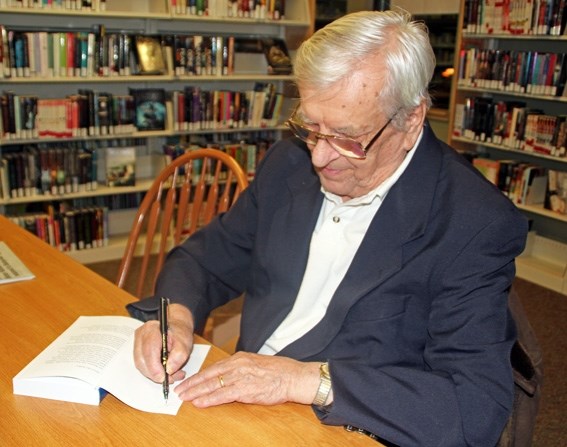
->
[[0, 216, 377, 446]]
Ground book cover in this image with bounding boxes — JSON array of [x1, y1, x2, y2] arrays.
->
[[0, 241, 34, 285], [96, 92, 112, 136], [0, 157, 8, 200], [546, 169, 567, 214], [0, 25, 10, 78], [260, 37, 292, 75], [521, 167, 547, 205], [130, 88, 167, 131], [135, 35, 166, 75], [111, 94, 136, 134], [105, 146, 136, 187], [472, 157, 501, 185], [13, 315, 210, 415]]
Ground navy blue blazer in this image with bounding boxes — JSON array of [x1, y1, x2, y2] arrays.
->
[[155, 125, 528, 446]]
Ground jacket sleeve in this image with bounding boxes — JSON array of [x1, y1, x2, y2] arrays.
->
[[152, 140, 299, 332], [152, 161, 262, 333]]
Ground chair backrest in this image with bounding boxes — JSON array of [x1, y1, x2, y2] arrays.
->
[[116, 148, 249, 298], [497, 287, 543, 447]]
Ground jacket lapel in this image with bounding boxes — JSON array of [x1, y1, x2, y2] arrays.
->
[[244, 166, 324, 353], [279, 125, 443, 359]]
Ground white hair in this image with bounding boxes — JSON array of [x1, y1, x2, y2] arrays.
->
[[294, 9, 436, 124]]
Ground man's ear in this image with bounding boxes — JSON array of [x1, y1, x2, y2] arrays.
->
[[403, 102, 427, 150]]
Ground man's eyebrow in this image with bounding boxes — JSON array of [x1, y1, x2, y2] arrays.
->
[[299, 112, 357, 136], [335, 125, 357, 135]]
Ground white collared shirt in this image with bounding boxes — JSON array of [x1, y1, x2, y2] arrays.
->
[[258, 132, 422, 355]]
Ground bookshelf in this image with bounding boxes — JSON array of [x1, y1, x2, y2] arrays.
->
[[448, 0, 567, 295], [0, 0, 311, 264], [391, 1, 460, 142]]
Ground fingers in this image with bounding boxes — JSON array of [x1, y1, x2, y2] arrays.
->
[[133, 321, 164, 382], [174, 352, 317, 407], [180, 356, 269, 407], [166, 304, 195, 373], [175, 370, 234, 407], [133, 316, 193, 383]]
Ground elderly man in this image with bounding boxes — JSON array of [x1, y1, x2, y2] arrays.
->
[[134, 10, 528, 446]]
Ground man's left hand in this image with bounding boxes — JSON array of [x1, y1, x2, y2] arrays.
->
[[174, 352, 323, 407]]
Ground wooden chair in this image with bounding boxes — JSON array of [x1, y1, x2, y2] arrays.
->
[[116, 148, 249, 298]]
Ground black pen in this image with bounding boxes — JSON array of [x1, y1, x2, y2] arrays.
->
[[160, 296, 169, 403]]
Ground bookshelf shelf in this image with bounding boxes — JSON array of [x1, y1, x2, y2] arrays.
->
[[0, 179, 155, 206], [171, 124, 288, 137], [516, 232, 567, 295], [0, 125, 288, 147], [0, 4, 310, 26], [462, 33, 567, 42], [518, 204, 567, 224], [0, 0, 310, 266], [449, 0, 567, 294], [0, 74, 295, 85], [455, 87, 567, 104], [67, 231, 177, 264], [67, 234, 130, 264], [451, 137, 567, 166]]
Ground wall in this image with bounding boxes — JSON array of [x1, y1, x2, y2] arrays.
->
[[391, 0, 459, 14]]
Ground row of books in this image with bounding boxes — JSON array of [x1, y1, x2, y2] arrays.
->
[[1, 132, 275, 200], [0, 26, 240, 79], [0, 146, 98, 200], [457, 48, 567, 97], [71, 191, 143, 211], [163, 138, 272, 181], [453, 97, 567, 158], [0, 83, 284, 141], [0, 89, 137, 140], [8, 205, 110, 252], [463, 0, 567, 35], [473, 157, 567, 214], [0, 0, 287, 20], [0, 0, 106, 10], [171, 83, 283, 132], [171, 0, 287, 20], [473, 157, 547, 205], [0, 138, 146, 200], [167, 34, 235, 77]]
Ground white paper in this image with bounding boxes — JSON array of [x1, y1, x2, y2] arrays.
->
[[0, 241, 35, 284], [13, 316, 210, 415], [99, 337, 210, 415]]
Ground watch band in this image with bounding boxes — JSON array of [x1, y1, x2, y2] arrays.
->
[[313, 362, 332, 406]]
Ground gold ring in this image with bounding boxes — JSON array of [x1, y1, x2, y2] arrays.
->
[[218, 375, 225, 388]]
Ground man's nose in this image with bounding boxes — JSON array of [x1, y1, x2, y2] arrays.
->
[[310, 138, 341, 166]]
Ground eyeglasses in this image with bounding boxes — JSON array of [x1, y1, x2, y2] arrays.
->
[[286, 107, 396, 159]]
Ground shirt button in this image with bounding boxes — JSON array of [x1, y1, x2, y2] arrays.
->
[[333, 216, 340, 223]]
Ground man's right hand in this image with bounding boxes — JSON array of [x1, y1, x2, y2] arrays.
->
[[133, 303, 195, 384]]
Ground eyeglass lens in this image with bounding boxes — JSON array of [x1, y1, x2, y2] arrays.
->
[[287, 120, 366, 158]]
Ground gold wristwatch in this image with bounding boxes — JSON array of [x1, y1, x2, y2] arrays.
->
[[313, 362, 332, 406]]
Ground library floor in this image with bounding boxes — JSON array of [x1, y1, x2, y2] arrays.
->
[[87, 259, 566, 446]]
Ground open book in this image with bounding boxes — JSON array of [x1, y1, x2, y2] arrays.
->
[[13, 316, 210, 415]]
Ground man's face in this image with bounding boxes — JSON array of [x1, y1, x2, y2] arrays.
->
[[298, 71, 412, 201]]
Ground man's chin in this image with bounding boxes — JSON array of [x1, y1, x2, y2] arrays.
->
[[318, 179, 351, 199]]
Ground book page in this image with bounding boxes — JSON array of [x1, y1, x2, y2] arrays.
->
[[99, 339, 210, 415], [15, 316, 141, 386], [13, 316, 140, 405], [13, 316, 210, 415], [0, 241, 35, 284]]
